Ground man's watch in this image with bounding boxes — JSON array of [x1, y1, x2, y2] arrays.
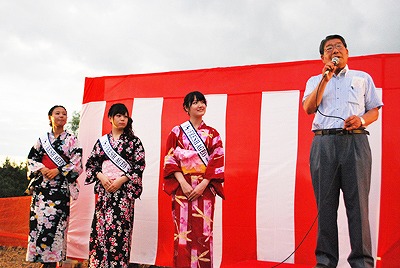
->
[[360, 116, 366, 126]]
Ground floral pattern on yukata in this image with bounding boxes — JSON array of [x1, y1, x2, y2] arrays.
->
[[85, 132, 145, 268], [163, 121, 225, 268], [26, 131, 82, 263]]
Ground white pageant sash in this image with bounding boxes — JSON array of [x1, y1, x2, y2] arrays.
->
[[39, 132, 80, 201], [40, 133, 67, 167], [99, 135, 131, 173], [180, 121, 209, 166]]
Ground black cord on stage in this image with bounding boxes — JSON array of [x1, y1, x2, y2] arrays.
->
[[270, 214, 318, 267], [271, 164, 340, 268]]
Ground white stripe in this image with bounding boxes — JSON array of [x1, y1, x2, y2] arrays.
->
[[336, 89, 383, 268], [203, 94, 227, 267], [256, 91, 300, 262], [67, 101, 106, 259], [369, 89, 383, 266], [130, 98, 163, 265]]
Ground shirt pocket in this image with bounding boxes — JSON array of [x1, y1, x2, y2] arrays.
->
[[348, 77, 365, 105]]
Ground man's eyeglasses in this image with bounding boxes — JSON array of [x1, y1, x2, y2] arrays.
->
[[324, 43, 344, 53]]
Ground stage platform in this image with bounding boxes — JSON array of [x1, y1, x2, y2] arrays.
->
[[221, 260, 312, 268]]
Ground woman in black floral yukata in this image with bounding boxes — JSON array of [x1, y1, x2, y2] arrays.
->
[[26, 105, 82, 268], [85, 103, 145, 268]]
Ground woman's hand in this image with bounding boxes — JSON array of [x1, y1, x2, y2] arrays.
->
[[40, 167, 60, 180], [98, 172, 115, 193], [188, 177, 210, 201], [174, 172, 193, 197], [107, 176, 129, 193], [180, 180, 194, 197]]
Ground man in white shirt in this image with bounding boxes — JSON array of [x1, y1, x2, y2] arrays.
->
[[303, 34, 383, 268]]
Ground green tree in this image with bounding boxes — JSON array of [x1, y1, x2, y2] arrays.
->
[[66, 110, 80, 136], [0, 158, 28, 198]]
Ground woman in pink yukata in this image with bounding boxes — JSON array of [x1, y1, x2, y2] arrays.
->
[[163, 91, 225, 268]]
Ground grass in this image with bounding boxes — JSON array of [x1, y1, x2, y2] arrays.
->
[[0, 246, 41, 268], [0, 246, 165, 268]]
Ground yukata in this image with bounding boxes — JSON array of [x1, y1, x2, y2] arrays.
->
[[26, 131, 82, 263], [164, 121, 225, 268], [85, 132, 145, 268]]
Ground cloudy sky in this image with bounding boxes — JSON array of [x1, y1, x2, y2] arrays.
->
[[1, 0, 399, 162]]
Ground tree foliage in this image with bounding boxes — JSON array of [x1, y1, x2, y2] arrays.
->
[[66, 110, 80, 136], [0, 158, 28, 198], [0, 111, 80, 198]]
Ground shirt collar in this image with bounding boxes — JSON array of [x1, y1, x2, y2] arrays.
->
[[334, 64, 349, 77]]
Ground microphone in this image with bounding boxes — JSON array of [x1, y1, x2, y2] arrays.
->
[[323, 57, 339, 76]]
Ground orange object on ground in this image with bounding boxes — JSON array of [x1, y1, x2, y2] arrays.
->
[[0, 196, 31, 248]]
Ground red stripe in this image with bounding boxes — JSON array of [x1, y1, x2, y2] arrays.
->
[[377, 55, 400, 267], [83, 77, 105, 103], [82, 55, 394, 105], [222, 93, 261, 265], [81, 59, 320, 101], [155, 97, 188, 267]]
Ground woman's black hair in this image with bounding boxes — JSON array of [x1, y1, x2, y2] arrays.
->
[[108, 103, 134, 138], [48, 105, 67, 127], [319, 34, 347, 55], [183, 91, 207, 112]]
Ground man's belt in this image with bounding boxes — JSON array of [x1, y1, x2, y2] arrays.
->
[[313, 128, 369, 136]]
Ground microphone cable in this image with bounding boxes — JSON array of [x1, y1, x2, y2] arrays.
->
[[271, 164, 340, 267], [315, 71, 345, 122], [270, 213, 318, 267], [271, 74, 344, 267]]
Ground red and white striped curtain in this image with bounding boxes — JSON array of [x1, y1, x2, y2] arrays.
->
[[67, 54, 400, 267]]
